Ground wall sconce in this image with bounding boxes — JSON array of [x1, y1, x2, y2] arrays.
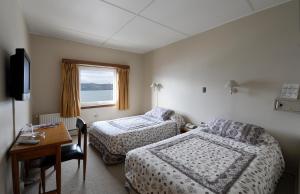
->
[[150, 82, 163, 91], [225, 80, 239, 94]]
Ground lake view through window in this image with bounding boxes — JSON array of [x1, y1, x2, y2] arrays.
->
[[79, 66, 116, 107]]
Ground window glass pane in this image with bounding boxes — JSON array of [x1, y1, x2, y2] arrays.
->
[[79, 66, 116, 104]]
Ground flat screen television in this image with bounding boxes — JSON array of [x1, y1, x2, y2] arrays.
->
[[10, 48, 31, 101]]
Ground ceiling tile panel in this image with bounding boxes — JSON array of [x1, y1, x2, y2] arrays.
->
[[22, 0, 135, 38], [29, 21, 106, 47], [21, 0, 291, 53], [104, 38, 149, 53], [102, 0, 153, 13], [108, 17, 186, 53], [140, 0, 253, 36], [249, 0, 290, 11]]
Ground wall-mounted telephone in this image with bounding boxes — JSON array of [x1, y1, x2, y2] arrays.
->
[[185, 123, 198, 129], [274, 98, 300, 112]]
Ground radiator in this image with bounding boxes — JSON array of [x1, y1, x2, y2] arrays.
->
[[39, 113, 77, 131]]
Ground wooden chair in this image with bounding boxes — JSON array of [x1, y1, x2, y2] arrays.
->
[[39, 118, 87, 194]]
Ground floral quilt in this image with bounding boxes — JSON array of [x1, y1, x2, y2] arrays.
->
[[89, 115, 178, 164], [125, 127, 284, 194]]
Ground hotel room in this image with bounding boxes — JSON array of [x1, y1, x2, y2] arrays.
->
[[0, 0, 300, 193]]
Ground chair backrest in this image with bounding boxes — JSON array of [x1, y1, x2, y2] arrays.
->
[[76, 118, 87, 157], [76, 118, 87, 134]]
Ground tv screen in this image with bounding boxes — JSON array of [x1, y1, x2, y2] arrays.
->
[[11, 48, 31, 101], [23, 55, 30, 94]]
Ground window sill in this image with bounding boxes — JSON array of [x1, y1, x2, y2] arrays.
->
[[81, 104, 115, 109]]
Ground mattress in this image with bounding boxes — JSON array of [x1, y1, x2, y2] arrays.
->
[[125, 127, 285, 194], [89, 115, 178, 164]]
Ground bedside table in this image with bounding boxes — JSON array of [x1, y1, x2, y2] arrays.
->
[[180, 127, 198, 133], [180, 127, 192, 133], [180, 122, 206, 133]]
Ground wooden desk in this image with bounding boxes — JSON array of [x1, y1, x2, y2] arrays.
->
[[9, 123, 72, 194]]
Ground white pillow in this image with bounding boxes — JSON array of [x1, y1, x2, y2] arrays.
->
[[145, 107, 174, 121]]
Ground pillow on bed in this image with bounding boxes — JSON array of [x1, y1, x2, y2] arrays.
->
[[170, 113, 185, 129], [145, 107, 174, 121], [203, 118, 264, 145]]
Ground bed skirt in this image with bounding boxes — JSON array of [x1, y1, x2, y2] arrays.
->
[[89, 133, 125, 165]]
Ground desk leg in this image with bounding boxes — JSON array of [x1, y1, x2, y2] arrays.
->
[[11, 154, 20, 194], [55, 146, 61, 194]]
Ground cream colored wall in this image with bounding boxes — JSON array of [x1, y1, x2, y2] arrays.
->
[[143, 0, 300, 172], [30, 35, 145, 124], [0, 0, 31, 193]]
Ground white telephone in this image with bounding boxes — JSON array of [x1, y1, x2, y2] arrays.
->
[[185, 123, 197, 129]]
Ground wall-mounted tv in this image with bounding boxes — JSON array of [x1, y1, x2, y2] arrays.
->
[[10, 48, 31, 101]]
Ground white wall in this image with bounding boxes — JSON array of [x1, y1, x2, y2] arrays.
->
[[0, 0, 31, 193], [30, 35, 145, 124], [143, 0, 300, 172]]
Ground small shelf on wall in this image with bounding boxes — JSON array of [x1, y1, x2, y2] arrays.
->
[[274, 98, 300, 113]]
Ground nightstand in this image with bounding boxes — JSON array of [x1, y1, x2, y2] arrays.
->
[[180, 122, 206, 133], [180, 126, 199, 133], [180, 127, 192, 133]]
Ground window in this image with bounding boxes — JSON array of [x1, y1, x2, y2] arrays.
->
[[79, 65, 117, 108]]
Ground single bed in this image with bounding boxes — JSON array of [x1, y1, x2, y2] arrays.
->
[[89, 107, 184, 164], [125, 119, 285, 194]]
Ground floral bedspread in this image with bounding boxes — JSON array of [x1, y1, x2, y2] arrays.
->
[[125, 127, 284, 194], [89, 115, 178, 156]]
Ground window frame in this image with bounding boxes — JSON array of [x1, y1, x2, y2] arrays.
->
[[61, 58, 129, 109], [79, 65, 117, 109]]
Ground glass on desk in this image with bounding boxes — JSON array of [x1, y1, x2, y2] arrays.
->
[[21, 123, 46, 139], [38, 131, 46, 139]]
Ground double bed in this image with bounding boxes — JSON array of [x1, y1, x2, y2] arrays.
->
[[89, 107, 183, 164], [125, 119, 285, 194]]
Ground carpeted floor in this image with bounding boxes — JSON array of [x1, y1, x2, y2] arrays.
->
[[23, 144, 127, 194], [23, 136, 296, 194]]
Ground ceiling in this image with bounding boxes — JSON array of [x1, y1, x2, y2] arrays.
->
[[21, 0, 290, 54]]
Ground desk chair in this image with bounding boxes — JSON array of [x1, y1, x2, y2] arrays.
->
[[39, 118, 87, 194]]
